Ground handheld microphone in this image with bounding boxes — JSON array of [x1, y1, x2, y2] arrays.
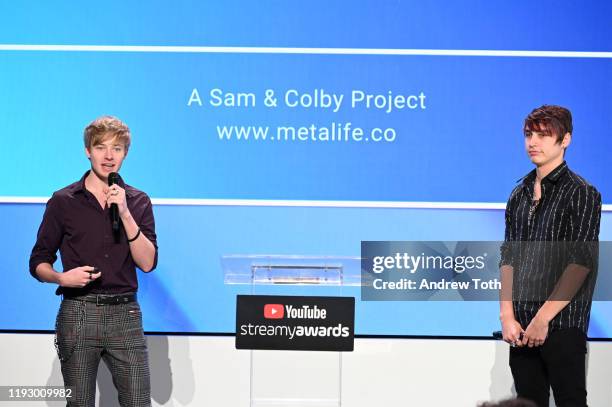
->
[[108, 172, 120, 238]]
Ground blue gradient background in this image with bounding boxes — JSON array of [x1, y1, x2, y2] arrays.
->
[[1, 53, 611, 201], [1, 2, 610, 337]]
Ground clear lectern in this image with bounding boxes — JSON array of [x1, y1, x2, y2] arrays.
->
[[222, 255, 361, 407]]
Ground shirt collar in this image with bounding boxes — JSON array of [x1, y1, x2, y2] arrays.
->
[[517, 161, 569, 188], [71, 170, 131, 197], [545, 161, 569, 183]]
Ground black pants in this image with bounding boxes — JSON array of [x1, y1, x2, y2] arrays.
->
[[509, 328, 587, 407]]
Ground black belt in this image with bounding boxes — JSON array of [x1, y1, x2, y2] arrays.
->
[[64, 293, 136, 305]]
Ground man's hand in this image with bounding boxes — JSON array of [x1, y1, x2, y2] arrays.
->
[[105, 184, 129, 216], [501, 317, 525, 347], [58, 266, 101, 288], [521, 315, 549, 347]]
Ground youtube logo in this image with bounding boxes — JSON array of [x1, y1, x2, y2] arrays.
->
[[264, 304, 284, 319], [236, 295, 355, 351]]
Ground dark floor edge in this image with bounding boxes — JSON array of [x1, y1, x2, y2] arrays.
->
[[1, 329, 611, 341]]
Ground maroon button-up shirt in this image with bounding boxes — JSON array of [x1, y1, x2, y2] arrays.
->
[[29, 171, 158, 296]]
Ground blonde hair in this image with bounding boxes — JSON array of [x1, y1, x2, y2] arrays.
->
[[83, 116, 131, 151]]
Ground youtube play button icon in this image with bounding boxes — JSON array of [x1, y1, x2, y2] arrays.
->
[[264, 304, 284, 319]]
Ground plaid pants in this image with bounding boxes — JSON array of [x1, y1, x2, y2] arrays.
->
[[55, 296, 151, 407]]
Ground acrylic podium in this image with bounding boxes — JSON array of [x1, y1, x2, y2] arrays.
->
[[222, 255, 361, 407]]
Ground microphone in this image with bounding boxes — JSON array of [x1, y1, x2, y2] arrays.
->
[[108, 172, 120, 238]]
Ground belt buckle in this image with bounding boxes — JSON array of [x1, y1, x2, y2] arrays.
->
[[96, 295, 105, 306]]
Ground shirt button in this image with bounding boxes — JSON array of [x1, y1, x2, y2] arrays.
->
[[104, 254, 109, 258]]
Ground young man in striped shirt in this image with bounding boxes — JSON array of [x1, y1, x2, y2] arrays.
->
[[499, 105, 601, 407]]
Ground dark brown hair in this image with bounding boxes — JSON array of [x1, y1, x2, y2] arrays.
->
[[523, 105, 572, 144]]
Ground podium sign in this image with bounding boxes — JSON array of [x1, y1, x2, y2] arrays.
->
[[236, 295, 355, 351]]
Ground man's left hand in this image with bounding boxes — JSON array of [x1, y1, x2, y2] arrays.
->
[[105, 184, 129, 216], [521, 315, 549, 347]]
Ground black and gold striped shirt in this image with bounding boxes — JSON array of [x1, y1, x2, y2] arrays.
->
[[501, 161, 602, 333]]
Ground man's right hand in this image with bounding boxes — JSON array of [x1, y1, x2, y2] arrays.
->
[[501, 317, 525, 347], [58, 266, 101, 288]]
